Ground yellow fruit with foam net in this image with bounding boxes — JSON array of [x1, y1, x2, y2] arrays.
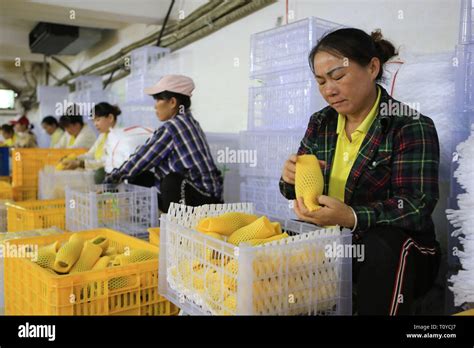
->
[[70, 241, 103, 273], [205, 270, 227, 303], [272, 222, 282, 235], [228, 216, 276, 245], [223, 259, 238, 291], [295, 154, 324, 211], [112, 249, 157, 266], [246, 232, 289, 246], [192, 267, 206, 291], [253, 255, 280, 277], [104, 246, 117, 257], [178, 259, 202, 286], [222, 294, 237, 315], [195, 212, 259, 236], [92, 256, 112, 271], [89, 235, 109, 254], [53, 234, 84, 274], [34, 241, 60, 269]]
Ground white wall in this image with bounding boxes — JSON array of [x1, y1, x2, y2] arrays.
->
[[29, 0, 461, 134]]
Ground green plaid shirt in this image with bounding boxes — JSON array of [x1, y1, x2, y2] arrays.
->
[[280, 85, 440, 242]]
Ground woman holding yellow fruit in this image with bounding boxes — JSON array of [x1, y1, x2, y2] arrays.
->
[[280, 28, 441, 315]]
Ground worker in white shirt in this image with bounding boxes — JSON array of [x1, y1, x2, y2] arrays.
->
[[61, 102, 120, 183], [57, 104, 96, 149]]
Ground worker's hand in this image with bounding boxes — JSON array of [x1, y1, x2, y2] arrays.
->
[[282, 154, 327, 185], [294, 195, 355, 228], [282, 154, 297, 184], [62, 159, 82, 170]]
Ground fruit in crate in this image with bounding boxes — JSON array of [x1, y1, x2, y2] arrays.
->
[[24, 233, 158, 276], [228, 216, 277, 245], [195, 213, 288, 246], [196, 212, 259, 236], [295, 154, 324, 211]]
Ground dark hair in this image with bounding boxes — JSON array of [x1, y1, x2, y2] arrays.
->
[[91, 102, 122, 121], [59, 115, 84, 128], [1, 124, 14, 135], [41, 116, 59, 127], [152, 91, 191, 112], [308, 28, 398, 81], [59, 104, 84, 128]]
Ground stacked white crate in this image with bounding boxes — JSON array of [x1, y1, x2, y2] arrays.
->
[[447, 0, 474, 311], [240, 17, 342, 220], [122, 46, 184, 129]]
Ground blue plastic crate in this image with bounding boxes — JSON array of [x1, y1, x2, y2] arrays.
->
[[0, 148, 9, 176]]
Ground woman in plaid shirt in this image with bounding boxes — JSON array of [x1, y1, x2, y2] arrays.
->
[[105, 75, 223, 213], [280, 28, 441, 315]]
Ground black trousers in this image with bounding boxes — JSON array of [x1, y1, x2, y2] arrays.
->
[[129, 171, 223, 213], [352, 225, 441, 315]]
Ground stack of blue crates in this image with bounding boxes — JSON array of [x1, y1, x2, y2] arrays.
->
[[240, 17, 342, 220]]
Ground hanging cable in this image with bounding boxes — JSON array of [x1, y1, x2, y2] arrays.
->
[[51, 56, 75, 75], [157, 0, 176, 46]]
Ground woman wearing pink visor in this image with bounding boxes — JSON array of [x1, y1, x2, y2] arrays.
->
[[104, 74, 224, 213]]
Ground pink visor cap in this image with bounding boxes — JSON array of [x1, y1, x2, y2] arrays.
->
[[144, 74, 195, 97]]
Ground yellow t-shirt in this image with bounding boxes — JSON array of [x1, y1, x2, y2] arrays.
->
[[68, 135, 76, 147], [328, 87, 381, 203], [50, 128, 64, 148], [3, 135, 17, 147], [94, 133, 108, 161]]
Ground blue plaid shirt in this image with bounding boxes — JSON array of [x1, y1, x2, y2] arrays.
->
[[105, 110, 223, 198]]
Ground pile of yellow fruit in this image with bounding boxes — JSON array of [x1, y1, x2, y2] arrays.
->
[[169, 212, 338, 315], [195, 212, 289, 246], [32, 233, 157, 276]]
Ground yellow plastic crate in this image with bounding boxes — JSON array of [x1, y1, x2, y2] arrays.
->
[[0, 176, 10, 183], [6, 199, 65, 232], [148, 227, 160, 247], [12, 186, 37, 201], [4, 228, 180, 315], [0, 181, 12, 200], [12, 148, 87, 188]]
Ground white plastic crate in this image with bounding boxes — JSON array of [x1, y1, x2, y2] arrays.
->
[[455, 44, 474, 112], [0, 227, 63, 314], [459, 0, 474, 45], [250, 17, 342, 78], [158, 203, 352, 315], [206, 132, 241, 203], [130, 46, 170, 76], [120, 100, 162, 129], [125, 73, 162, 102], [248, 73, 326, 130], [65, 184, 159, 239], [38, 166, 96, 200], [239, 130, 305, 179], [75, 75, 103, 92], [240, 177, 295, 220], [37, 85, 69, 103]]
